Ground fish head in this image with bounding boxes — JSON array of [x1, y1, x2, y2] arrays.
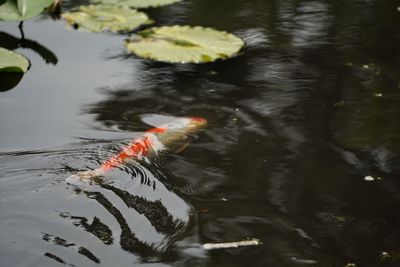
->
[[148, 117, 207, 153], [151, 117, 207, 134]]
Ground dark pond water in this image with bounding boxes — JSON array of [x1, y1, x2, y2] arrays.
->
[[1, 0, 400, 266]]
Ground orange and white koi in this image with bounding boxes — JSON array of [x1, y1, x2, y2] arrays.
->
[[66, 117, 207, 185]]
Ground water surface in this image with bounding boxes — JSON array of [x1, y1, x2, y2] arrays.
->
[[1, 0, 400, 266]]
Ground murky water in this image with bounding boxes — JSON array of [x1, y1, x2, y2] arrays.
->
[[1, 0, 400, 266]]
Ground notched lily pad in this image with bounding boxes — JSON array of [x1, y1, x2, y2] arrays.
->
[[62, 4, 152, 33], [0, 47, 30, 72], [0, 0, 53, 21], [125, 26, 245, 63], [92, 0, 182, 9]]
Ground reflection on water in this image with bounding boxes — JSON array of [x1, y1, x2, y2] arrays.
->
[[0, 140, 194, 266], [1, 0, 400, 266], [0, 31, 57, 91], [0, 31, 58, 65]]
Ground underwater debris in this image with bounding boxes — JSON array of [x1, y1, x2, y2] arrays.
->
[[363, 175, 382, 181], [202, 238, 262, 250]]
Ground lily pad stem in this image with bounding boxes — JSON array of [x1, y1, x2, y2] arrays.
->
[[18, 21, 25, 41]]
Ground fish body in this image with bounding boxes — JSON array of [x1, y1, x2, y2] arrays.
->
[[66, 117, 207, 185]]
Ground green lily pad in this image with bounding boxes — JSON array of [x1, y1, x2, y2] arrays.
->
[[0, 0, 53, 21], [125, 26, 245, 63], [62, 5, 152, 33], [0, 47, 30, 72], [92, 0, 181, 9]]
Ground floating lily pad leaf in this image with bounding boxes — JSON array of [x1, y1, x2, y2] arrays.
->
[[0, 0, 53, 21], [62, 4, 152, 33], [92, 0, 181, 9], [125, 26, 245, 63], [0, 47, 30, 72]]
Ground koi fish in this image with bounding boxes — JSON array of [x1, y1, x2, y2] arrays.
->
[[66, 117, 207, 185]]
